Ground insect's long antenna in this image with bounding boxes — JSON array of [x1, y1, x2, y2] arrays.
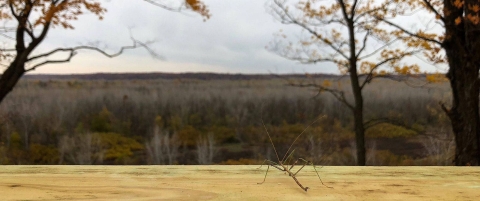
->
[[261, 119, 281, 163], [281, 115, 326, 162]]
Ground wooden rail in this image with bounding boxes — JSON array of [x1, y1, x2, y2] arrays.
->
[[1, 165, 479, 200]]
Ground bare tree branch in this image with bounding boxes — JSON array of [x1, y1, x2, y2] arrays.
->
[[356, 29, 370, 58], [290, 82, 355, 110], [270, 0, 349, 59], [350, 0, 360, 18], [144, 0, 183, 12], [359, 50, 419, 89], [358, 37, 400, 60], [8, 2, 19, 20], [26, 51, 76, 72], [26, 38, 160, 71], [0, 48, 16, 51], [377, 18, 442, 45], [0, 32, 15, 40], [422, 0, 444, 22], [353, 4, 386, 23]]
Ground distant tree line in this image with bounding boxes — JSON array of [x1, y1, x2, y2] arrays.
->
[[0, 78, 453, 165]]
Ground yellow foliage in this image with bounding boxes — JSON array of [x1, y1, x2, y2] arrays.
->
[[96, 132, 144, 164], [207, 126, 236, 143], [155, 115, 164, 128], [322, 80, 332, 87], [426, 73, 447, 83], [366, 123, 418, 138], [91, 107, 114, 132], [178, 125, 202, 146], [393, 64, 420, 75], [2, 0, 209, 32], [360, 61, 376, 74], [24, 0, 106, 29]]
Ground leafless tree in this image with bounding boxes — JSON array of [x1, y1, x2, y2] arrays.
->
[[267, 0, 419, 166], [17, 100, 39, 149], [421, 130, 455, 165], [196, 133, 216, 165], [145, 126, 179, 165], [58, 133, 104, 165], [307, 134, 323, 165], [366, 140, 377, 165], [0, 0, 209, 105]]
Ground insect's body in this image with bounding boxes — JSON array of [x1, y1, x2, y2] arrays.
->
[[257, 117, 332, 192]]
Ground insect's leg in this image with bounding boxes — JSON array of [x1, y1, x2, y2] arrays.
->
[[282, 149, 296, 165], [284, 150, 297, 171], [298, 158, 333, 189], [257, 159, 269, 169], [258, 160, 284, 185], [292, 158, 309, 176], [257, 165, 270, 184], [257, 159, 281, 169], [291, 174, 309, 192], [288, 158, 299, 172], [259, 159, 283, 171]]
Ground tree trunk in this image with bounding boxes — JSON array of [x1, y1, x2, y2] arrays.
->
[[353, 106, 366, 165], [443, 0, 480, 166], [347, 16, 366, 166], [0, 61, 26, 103], [444, 58, 479, 166], [350, 72, 366, 166]]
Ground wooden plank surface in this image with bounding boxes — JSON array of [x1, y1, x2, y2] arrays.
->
[[0, 165, 479, 200]]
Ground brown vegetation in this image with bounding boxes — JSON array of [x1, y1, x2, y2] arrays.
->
[[0, 75, 453, 165]]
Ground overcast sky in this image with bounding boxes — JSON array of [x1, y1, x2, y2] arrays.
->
[[22, 0, 443, 75]]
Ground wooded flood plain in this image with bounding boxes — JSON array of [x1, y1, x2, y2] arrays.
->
[[0, 77, 453, 165]]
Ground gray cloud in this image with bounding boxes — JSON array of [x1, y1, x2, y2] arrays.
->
[[31, 0, 445, 75]]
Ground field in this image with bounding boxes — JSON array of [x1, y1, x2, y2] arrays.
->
[[1, 165, 480, 200], [0, 74, 454, 165]]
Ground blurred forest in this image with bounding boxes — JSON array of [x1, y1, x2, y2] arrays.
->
[[0, 74, 454, 165]]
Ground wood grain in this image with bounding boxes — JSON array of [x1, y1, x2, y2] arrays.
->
[[1, 165, 479, 200]]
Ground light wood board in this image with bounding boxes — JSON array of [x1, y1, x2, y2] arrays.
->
[[1, 165, 479, 200]]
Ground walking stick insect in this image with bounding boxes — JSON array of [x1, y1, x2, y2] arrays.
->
[[257, 116, 332, 192]]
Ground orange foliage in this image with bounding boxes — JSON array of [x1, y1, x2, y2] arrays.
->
[[3, 0, 106, 29], [186, 0, 210, 20], [426, 73, 448, 83], [1, 0, 209, 30], [466, 14, 480, 25], [322, 80, 331, 87], [453, 0, 464, 8], [270, 0, 425, 81]]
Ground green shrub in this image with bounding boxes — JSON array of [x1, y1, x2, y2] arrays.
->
[[96, 132, 144, 164], [8, 131, 26, 164], [366, 123, 417, 138], [90, 107, 114, 132], [177, 125, 202, 147], [0, 144, 9, 165], [29, 144, 59, 164]]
